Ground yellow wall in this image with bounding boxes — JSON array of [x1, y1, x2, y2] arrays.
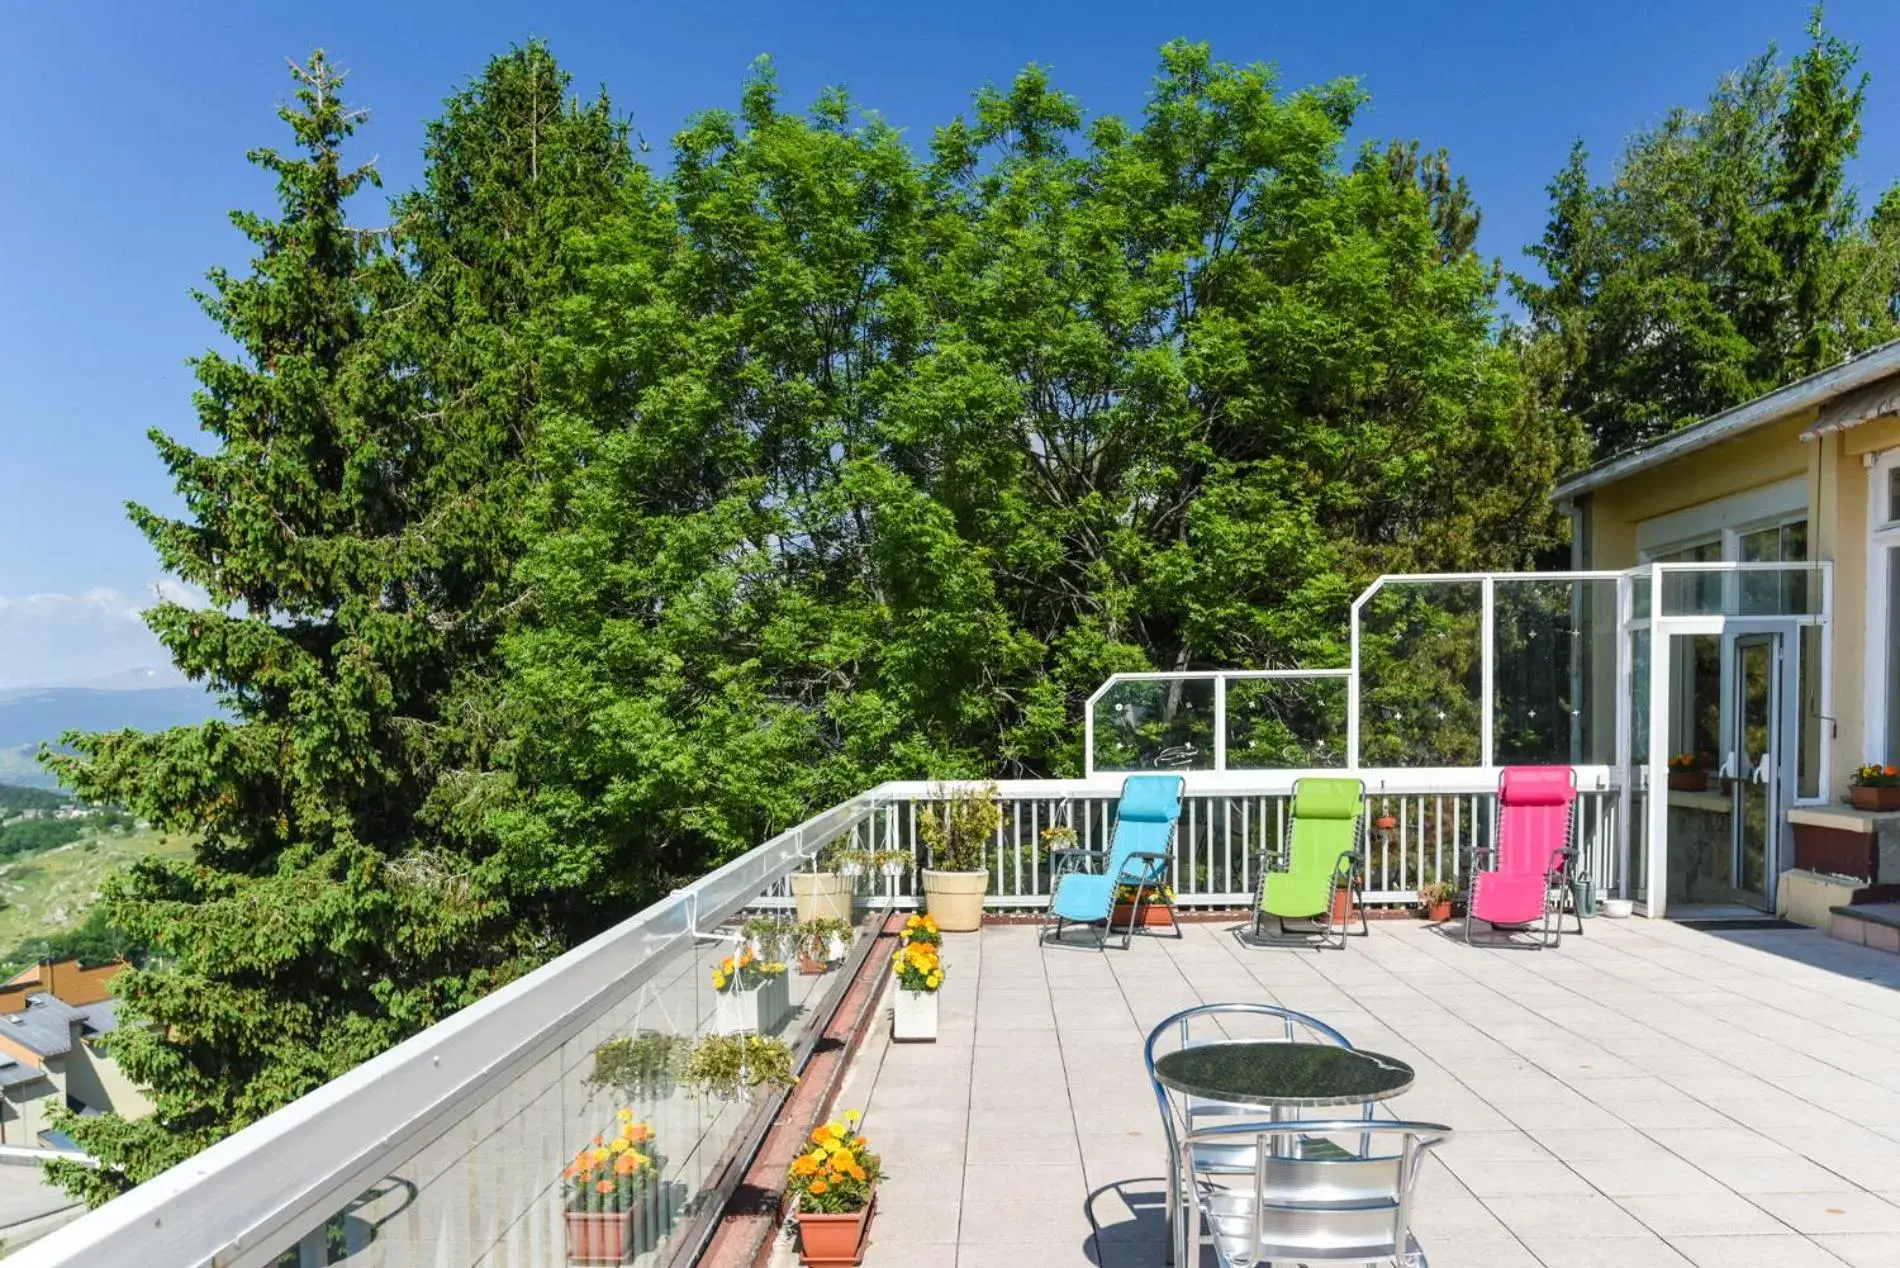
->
[[62, 1039, 152, 1118], [1580, 402, 1900, 791]]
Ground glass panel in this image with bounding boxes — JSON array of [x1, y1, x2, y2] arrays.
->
[[1798, 625, 1822, 800], [1733, 636, 1774, 905], [1666, 633, 1720, 769], [1091, 677, 1216, 772], [1888, 467, 1900, 526], [1663, 632, 1734, 909], [1627, 628, 1649, 902], [1357, 582, 1482, 767], [1740, 520, 1809, 613], [1493, 578, 1617, 765], [1889, 548, 1900, 766], [1224, 677, 1347, 769], [1657, 563, 1822, 616], [1657, 540, 1722, 614]]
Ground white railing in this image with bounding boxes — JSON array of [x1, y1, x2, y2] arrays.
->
[[857, 770, 1619, 907]]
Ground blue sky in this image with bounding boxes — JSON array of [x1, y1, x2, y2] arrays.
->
[[3, 1, 1898, 686]]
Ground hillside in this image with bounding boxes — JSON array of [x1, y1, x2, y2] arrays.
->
[[0, 828, 190, 954], [0, 783, 68, 816], [0, 685, 222, 789]]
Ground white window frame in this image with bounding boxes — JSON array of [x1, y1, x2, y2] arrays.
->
[[1865, 449, 1900, 766]]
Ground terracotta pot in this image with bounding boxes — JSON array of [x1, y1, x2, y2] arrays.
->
[[565, 1206, 644, 1265], [1111, 902, 1176, 929], [1330, 889, 1355, 926], [797, 954, 828, 977], [1420, 901, 1451, 923], [1667, 770, 1709, 792], [792, 872, 854, 924], [921, 869, 987, 932], [794, 1197, 874, 1267], [1850, 784, 1900, 813], [1374, 815, 1398, 832]]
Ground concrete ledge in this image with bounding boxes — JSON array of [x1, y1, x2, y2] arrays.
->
[[1778, 868, 1862, 929], [1788, 805, 1900, 833]]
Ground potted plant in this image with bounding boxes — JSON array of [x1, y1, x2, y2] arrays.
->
[[898, 912, 941, 947], [711, 946, 790, 1035], [792, 846, 857, 925], [1667, 752, 1709, 792], [786, 1111, 881, 1267], [873, 849, 912, 882], [917, 782, 1001, 932], [680, 1033, 796, 1102], [889, 937, 944, 1042], [794, 918, 852, 975], [563, 1110, 663, 1265], [586, 1031, 689, 1103], [1373, 810, 1398, 832], [1417, 880, 1456, 923], [1111, 882, 1177, 930], [742, 915, 797, 961], [1850, 764, 1900, 812]]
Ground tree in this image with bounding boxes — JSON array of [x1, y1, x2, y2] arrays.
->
[[44, 45, 633, 1205], [1517, 8, 1889, 455]]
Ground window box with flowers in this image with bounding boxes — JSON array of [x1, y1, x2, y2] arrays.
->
[[712, 947, 790, 1035], [1112, 881, 1177, 930], [1666, 753, 1709, 792], [1850, 764, 1900, 813], [563, 1110, 664, 1265], [786, 1111, 881, 1267], [889, 939, 943, 1042]]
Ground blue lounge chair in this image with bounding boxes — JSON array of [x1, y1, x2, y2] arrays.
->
[[1045, 775, 1184, 949]]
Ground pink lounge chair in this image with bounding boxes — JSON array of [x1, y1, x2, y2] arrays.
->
[[1466, 766, 1582, 948]]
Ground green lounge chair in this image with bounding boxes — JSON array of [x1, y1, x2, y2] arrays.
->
[[1251, 777, 1367, 950]]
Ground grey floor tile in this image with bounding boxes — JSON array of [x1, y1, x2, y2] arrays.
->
[[1520, 1235, 1694, 1267], [1813, 1231, 1900, 1266], [1614, 1191, 1785, 1237], [1749, 1191, 1900, 1234], [1666, 1234, 1847, 1266]]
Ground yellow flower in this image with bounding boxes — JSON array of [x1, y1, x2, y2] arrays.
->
[[825, 1122, 846, 1139], [712, 972, 727, 990], [616, 1108, 633, 1123], [592, 1147, 610, 1163], [842, 1109, 861, 1124], [610, 1137, 629, 1153], [926, 972, 942, 989]]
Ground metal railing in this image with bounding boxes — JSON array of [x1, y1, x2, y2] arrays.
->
[[9, 797, 886, 1268], [858, 771, 1619, 908]]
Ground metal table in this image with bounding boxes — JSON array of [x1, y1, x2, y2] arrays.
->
[[1152, 1040, 1415, 1110]]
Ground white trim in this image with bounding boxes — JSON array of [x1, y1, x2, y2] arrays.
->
[[1866, 450, 1900, 766], [1635, 476, 1807, 557]]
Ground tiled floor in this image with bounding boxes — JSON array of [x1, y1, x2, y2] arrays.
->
[[824, 915, 1900, 1267]]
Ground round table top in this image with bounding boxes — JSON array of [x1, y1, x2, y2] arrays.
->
[[1152, 1041, 1415, 1108]]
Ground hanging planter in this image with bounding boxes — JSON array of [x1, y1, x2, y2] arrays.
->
[[710, 949, 790, 1035]]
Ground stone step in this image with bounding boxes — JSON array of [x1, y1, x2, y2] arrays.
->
[[1829, 902, 1900, 953]]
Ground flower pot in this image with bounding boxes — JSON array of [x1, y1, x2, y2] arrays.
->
[[1330, 889, 1355, 926], [1420, 901, 1451, 923], [1373, 815, 1398, 832], [565, 1203, 654, 1266], [920, 869, 987, 932], [826, 934, 848, 961], [1668, 770, 1709, 792], [794, 1198, 874, 1267], [713, 972, 790, 1035], [1111, 902, 1176, 929], [797, 954, 828, 977], [892, 986, 938, 1042], [792, 872, 854, 925], [1850, 784, 1900, 813], [1600, 897, 1634, 918]]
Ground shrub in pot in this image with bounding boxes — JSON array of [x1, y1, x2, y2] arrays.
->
[[792, 847, 856, 924], [1417, 880, 1456, 923], [917, 782, 1000, 932]]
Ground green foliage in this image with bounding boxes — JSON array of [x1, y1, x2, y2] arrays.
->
[[916, 784, 1003, 874], [0, 818, 83, 857], [1518, 8, 1890, 455], [44, 47, 634, 1204], [0, 783, 68, 817], [0, 907, 141, 979], [679, 1032, 796, 1101]]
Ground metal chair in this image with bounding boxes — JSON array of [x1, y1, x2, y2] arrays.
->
[[1252, 777, 1368, 950], [1145, 1003, 1369, 1264], [1045, 774, 1182, 949], [1465, 766, 1582, 949], [1181, 1119, 1451, 1267]]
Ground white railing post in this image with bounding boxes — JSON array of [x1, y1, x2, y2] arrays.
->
[[1480, 575, 1496, 769], [1213, 674, 1228, 772]]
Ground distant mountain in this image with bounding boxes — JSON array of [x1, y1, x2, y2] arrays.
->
[[0, 686, 224, 788]]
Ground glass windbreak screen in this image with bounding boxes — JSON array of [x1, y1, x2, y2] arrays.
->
[[1357, 582, 1482, 766], [1657, 541, 1722, 614], [1657, 563, 1823, 616], [1628, 628, 1650, 901], [1493, 577, 1617, 765], [1091, 677, 1216, 772], [1225, 676, 1347, 769], [1799, 624, 1823, 799]]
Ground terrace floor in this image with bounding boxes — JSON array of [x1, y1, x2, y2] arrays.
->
[[813, 915, 1900, 1268]]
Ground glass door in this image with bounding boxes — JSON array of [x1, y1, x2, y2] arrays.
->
[[1729, 633, 1780, 909]]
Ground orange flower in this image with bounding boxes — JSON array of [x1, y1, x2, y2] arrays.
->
[[809, 1179, 828, 1195], [596, 1179, 614, 1195], [614, 1152, 640, 1176]]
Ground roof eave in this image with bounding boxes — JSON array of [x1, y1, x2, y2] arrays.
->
[[1552, 339, 1900, 502]]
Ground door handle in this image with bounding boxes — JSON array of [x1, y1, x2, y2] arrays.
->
[[1717, 753, 1737, 779], [1753, 752, 1771, 784]]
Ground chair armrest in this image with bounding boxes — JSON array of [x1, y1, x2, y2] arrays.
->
[[1331, 849, 1360, 881], [1051, 847, 1109, 874], [1467, 845, 1498, 871], [1117, 851, 1172, 885]]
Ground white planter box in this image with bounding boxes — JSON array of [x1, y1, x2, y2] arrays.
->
[[891, 987, 939, 1042], [713, 972, 790, 1035]]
